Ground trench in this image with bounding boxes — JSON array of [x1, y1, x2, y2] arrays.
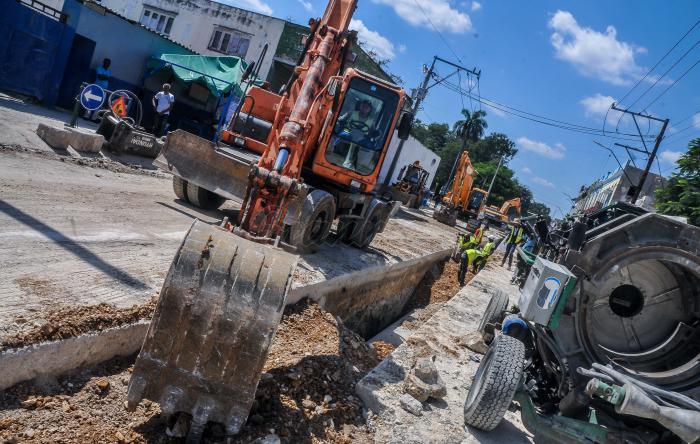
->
[[0, 249, 467, 443]]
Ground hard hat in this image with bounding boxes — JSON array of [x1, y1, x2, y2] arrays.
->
[[488, 235, 494, 241]]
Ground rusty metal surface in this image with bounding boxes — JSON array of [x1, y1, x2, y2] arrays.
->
[[127, 219, 297, 436], [154, 130, 259, 203]]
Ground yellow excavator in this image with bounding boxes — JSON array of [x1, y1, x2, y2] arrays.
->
[[126, 0, 413, 440], [482, 197, 521, 226], [433, 150, 487, 226]]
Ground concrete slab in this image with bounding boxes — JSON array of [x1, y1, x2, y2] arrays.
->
[[66, 127, 105, 153], [35, 123, 71, 150], [357, 262, 533, 443]]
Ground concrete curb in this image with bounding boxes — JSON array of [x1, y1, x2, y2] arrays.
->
[[66, 127, 105, 153], [0, 321, 149, 391], [35, 123, 71, 150], [0, 249, 450, 391]]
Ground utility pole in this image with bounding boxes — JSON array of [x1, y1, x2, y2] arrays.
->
[[383, 57, 436, 186], [610, 104, 669, 203], [383, 56, 481, 187], [484, 155, 503, 205]]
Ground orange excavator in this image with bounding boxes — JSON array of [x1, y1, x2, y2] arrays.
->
[[433, 150, 488, 226], [127, 0, 412, 440], [482, 197, 521, 225]]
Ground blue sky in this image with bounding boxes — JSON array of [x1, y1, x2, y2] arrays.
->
[[226, 0, 700, 216]]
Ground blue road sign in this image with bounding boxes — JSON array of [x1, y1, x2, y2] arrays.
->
[[80, 84, 106, 110]]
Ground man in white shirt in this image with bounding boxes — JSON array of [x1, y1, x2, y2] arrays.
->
[[152, 83, 175, 137]]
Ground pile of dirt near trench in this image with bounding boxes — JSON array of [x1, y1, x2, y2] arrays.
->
[[0, 299, 380, 444]]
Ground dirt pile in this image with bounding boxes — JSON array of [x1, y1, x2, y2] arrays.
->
[[403, 259, 462, 312], [0, 299, 380, 443], [1, 297, 157, 350]]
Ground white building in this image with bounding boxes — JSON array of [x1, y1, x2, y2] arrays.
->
[[379, 133, 441, 189], [97, 0, 285, 79]]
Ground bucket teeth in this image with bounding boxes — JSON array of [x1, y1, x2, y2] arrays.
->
[[127, 220, 297, 435]]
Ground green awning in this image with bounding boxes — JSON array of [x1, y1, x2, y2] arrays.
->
[[147, 54, 253, 97]]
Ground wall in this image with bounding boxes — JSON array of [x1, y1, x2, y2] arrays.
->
[[63, 0, 195, 89], [378, 133, 441, 189], [99, 0, 284, 80]]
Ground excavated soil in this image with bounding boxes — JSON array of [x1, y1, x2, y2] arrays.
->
[[1, 297, 158, 351], [0, 299, 379, 443]]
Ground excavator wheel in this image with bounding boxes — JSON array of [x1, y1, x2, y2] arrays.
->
[[127, 219, 298, 441], [186, 183, 226, 210], [172, 176, 189, 202], [288, 189, 336, 253]]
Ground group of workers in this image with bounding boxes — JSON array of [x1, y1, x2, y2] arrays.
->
[[455, 218, 530, 285]]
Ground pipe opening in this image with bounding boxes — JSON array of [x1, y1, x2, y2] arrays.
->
[[609, 284, 644, 318]]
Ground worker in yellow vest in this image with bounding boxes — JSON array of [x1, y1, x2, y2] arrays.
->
[[501, 220, 524, 270], [459, 235, 496, 285]]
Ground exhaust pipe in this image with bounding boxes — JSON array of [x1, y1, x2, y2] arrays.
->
[[586, 379, 700, 443]]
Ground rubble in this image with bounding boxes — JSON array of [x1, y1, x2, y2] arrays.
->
[[399, 394, 423, 416], [403, 356, 446, 402]]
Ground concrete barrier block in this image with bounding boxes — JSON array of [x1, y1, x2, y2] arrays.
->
[[35, 123, 71, 150], [67, 127, 105, 153]]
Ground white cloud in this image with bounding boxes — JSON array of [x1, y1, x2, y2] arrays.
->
[[517, 137, 566, 160], [471, 1, 482, 11], [522, 166, 532, 174], [221, 0, 273, 15], [372, 0, 473, 34], [297, 0, 313, 13], [398, 44, 407, 53], [350, 19, 396, 60], [548, 10, 645, 85], [693, 113, 700, 129], [660, 150, 683, 165], [580, 93, 615, 117], [533, 177, 555, 188]]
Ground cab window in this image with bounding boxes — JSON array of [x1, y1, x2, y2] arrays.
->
[[325, 77, 400, 176]]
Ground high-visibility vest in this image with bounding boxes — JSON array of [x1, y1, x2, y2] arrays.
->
[[482, 241, 495, 255], [507, 226, 524, 244]]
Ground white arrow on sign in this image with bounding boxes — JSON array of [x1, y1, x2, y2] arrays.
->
[[84, 90, 103, 102]]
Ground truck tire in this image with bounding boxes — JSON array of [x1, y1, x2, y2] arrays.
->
[[349, 205, 384, 249], [464, 334, 525, 431], [172, 176, 189, 202], [289, 189, 336, 254], [186, 183, 225, 210], [477, 290, 510, 342]]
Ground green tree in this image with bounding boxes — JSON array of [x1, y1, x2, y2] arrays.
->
[[526, 201, 551, 220], [453, 109, 488, 144], [655, 138, 700, 226], [468, 133, 518, 164]]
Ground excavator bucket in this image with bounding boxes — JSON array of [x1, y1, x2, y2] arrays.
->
[[127, 219, 297, 439]]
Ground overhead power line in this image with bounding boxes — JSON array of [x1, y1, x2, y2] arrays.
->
[[643, 57, 700, 110], [618, 19, 700, 107], [412, 0, 464, 64], [431, 72, 656, 142]]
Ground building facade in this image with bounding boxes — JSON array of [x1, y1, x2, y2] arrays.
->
[[98, 0, 285, 79], [378, 133, 440, 190], [572, 162, 666, 213]]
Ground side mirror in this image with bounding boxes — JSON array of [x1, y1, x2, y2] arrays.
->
[[241, 62, 256, 82], [397, 112, 413, 140]]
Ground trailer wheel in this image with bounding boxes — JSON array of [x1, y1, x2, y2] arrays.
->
[[186, 183, 225, 210], [172, 176, 189, 202], [464, 334, 524, 431], [478, 290, 510, 343], [289, 190, 336, 254]]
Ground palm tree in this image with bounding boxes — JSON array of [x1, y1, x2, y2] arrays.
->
[[447, 109, 488, 188]]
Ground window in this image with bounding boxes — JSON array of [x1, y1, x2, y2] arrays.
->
[[208, 26, 252, 58], [325, 77, 400, 176], [140, 7, 176, 36]]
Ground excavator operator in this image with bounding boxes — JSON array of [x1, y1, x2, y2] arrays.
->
[[334, 99, 379, 171]]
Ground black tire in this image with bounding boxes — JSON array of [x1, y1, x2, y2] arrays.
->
[[289, 189, 336, 254], [186, 183, 225, 210], [477, 290, 510, 336], [464, 334, 525, 431], [172, 176, 189, 202], [349, 205, 384, 249]]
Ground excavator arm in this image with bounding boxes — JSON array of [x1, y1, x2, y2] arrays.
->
[[127, 1, 368, 441]]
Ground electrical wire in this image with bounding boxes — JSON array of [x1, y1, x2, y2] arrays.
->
[[412, 0, 464, 64], [431, 72, 657, 142], [617, 19, 700, 107], [628, 39, 700, 110], [643, 57, 700, 110]]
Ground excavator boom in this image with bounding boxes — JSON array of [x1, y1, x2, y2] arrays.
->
[[127, 1, 377, 441]]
